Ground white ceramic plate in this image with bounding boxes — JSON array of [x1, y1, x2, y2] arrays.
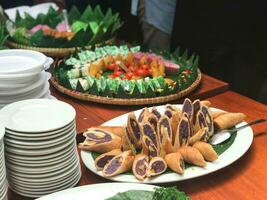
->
[[4, 141, 76, 163], [37, 183, 157, 200], [9, 170, 81, 198], [5, 120, 75, 138], [81, 105, 254, 183], [0, 71, 48, 96], [7, 160, 80, 183], [0, 99, 76, 132], [7, 153, 79, 178], [0, 49, 47, 74], [6, 147, 77, 170], [5, 134, 75, 156], [4, 127, 76, 148], [5, 124, 76, 142]]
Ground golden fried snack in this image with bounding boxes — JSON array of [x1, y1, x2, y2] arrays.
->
[[214, 113, 246, 130], [78, 129, 121, 153], [95, 149, 122, 170], [103, 150, 134, 177], [132, 154, 149, 181], [193, 141, 218, 162], [146, 157, 167, 177], [90, 126, 124, 138], [178, 146, 206, 167], [165, 152, 184, 174]]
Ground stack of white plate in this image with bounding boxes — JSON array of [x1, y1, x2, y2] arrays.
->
[[0, 124, 8, 200], [0, 49, 55, 109], [0, 99, 81, 198]]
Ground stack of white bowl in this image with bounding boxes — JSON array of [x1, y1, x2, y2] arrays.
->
[[0, 99, 81, 198], [0, 49, 54, 109], [0, 124, 8, 200]]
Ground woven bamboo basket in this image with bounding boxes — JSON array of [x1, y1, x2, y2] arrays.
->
[[6, 38, 114, 58], [50, 70, 202, 106]]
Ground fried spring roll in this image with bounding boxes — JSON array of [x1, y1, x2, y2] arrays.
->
[[165, 152, 185, 174], [193, 141, 218, 162], [132, 154, 149, 181], [214, 112, 246, 130], [178, 146, 206, 167], [102, 150, 134, 177], [89, 126, 124, 138], [94, 149, 122, 170]]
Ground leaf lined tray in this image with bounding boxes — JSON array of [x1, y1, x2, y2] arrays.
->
[[50, 70, 201, 105], [6, 38, 114, 58], [7, 5, 122, 57]]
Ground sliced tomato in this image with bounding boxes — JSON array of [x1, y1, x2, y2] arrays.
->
[[141, 64, 149, 70], [114, 70, 123, 77], [136, 68, 146, 77], [125, 72, 133, 80]]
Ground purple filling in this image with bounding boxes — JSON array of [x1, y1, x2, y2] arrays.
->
[[138, 109, 145, 122], [86, 131, 112, 143], [104, 157, 121, 174], [179, 158, 185, 170], [130, 119, 141, 140], [135, 158, 148, 176], [193, 101, 201, 124], [143, 124, 158, 147], [145, 139, 158, 157], [164, 110, 172, 118], [182, 100, 193, 118], [166, 105, 176, 111], [152, 109, 161, 119], [201, 106, 208, 117], [198, 113, 207, 128], [126, 127, 135, 145], [179, 119, 189, 146], [96, 155, 115, 168], [160, 118, 172, 139], [151, 160, 166, 173], [148, 117, 157, 131]]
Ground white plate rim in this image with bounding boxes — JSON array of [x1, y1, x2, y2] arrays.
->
[[0, 99, 76, 133], [37, 182, 157, 200], [81, 105, 254, 183]]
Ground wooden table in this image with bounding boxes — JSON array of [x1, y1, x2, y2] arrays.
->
[[7, 75, 267, 200]]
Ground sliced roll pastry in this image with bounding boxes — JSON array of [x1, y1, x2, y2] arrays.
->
[[147, 157, 167, 177], [95, 149, 122, 170], [103, 150, 134, 177], [132, 154, 149, 180], [79, 129, 121, 153]]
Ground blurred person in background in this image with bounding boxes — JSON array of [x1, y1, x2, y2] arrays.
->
[[131, 0, 176, 51]]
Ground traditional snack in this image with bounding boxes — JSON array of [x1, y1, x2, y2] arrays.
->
[[132, 154, 149, 180], [165, 152, 185, 174], [146, 157, 167, 177], [193, 141, 218, 162], [79, 98, 246, 180], [214, 113, 246, 130], [79, 129, 121, 153], [95, 149, 122, 170], [178, 146, 206, 167], [103, 150, 134, 177]]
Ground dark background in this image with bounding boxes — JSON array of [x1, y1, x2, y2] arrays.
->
[[1, 0, 267, 104]]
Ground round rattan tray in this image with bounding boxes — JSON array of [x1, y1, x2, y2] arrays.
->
[[50, 70, 202, 105], [6, 38, 114, 58]]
